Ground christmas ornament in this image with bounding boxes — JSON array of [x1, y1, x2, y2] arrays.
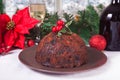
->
[[0, 7, 39, 54], [27, 40, 35, 47], [89, 35, 107, 51]]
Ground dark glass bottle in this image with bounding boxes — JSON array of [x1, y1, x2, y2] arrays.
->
[[99, 0, 120, 51]]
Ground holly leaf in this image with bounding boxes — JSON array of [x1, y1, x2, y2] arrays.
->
[[57, 32, 62, 37], [59, 28, 66, 33], [65, 20, 73, 28]]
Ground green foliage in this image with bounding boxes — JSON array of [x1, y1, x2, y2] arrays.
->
[[40, 12, 59, 38], [97, 4, 105, 14], [78, 5, 100, 43], [26, 13, 59, 40], [28, 4, 104, 44], [68, 5, 102, 44], [63, 13, 73, 22], [57, 20, 73, 37], [0, 0, 3, 14]]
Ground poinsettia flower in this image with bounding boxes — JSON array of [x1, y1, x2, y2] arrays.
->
[[0, 14, 10, 53], [0, 7, 39, 53], [0, 14, 10, 34]]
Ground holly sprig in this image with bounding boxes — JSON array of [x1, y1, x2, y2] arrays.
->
[[52, 20, 73, 37], [58, 20, 73, 35]]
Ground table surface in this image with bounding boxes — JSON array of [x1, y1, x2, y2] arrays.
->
[[0, 49, 120, 80]]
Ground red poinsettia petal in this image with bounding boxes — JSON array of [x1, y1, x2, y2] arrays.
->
[[14, 25, 29, 34], [12, 7, 39, 30], [17, 7, 30, 18], [2, 14, 10, 22], [0, 43, 6, 54], [14, 34, 25, 49], [22, 17, 39, 29], [4, 30, 18, 47], [0, 14, 11, 34], [17, 7, 39, 29], [12, 14, 22, 25], [12, 7, 30, 24]]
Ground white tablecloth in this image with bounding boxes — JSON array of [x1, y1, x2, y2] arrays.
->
[[0, 49, 120, 80]]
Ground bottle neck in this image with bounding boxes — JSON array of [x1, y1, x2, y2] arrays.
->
[[111, 0, 120, 4]]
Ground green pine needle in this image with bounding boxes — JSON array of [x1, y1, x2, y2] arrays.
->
[[0, 0, 3, 14]]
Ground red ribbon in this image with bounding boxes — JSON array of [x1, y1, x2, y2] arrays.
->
[[0, 7, 39, 54]]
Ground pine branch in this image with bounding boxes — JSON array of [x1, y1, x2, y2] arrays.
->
[[0, 0, 3, 14], [70, 5, 101, 44]]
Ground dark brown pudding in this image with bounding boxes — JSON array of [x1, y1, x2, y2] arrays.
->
[[35, 32, 87, 68]]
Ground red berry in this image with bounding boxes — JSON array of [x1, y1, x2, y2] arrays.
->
[[52, 20, 64, 33], [27, 40, 35, 47], [55, 26, 63, 32], [57, 20, 65, 26], [56, 26, 59, 31], [89, 35, 107, 51], [58, 26, 63, 31], [52, 27, 57, 32]]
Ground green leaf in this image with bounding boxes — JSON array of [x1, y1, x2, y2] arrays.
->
[[60, 28, 66, 33], [65, 20, 73, 28], [63, 13, 73, 22], [57, 32, 62, 37], [65, 27, 72, 34]]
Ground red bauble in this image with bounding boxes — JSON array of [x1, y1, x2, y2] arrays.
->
[[27, 40, 35, 47], [89, 35, 107, 51]]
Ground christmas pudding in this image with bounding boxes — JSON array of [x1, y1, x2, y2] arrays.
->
[[35, 32, 87, 68], [19, 20, 107, 73]]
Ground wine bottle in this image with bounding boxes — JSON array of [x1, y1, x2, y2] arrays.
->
[[99, 0, 120, 51]]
